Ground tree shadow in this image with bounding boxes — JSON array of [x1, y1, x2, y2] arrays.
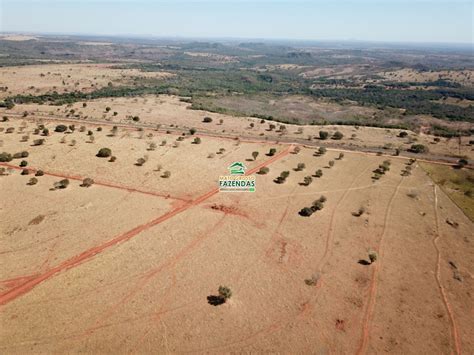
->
[[358, 259, 371, 266], [207, 295, 225, 306]]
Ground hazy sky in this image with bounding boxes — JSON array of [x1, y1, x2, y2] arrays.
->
[[1, 0, 473, 43]]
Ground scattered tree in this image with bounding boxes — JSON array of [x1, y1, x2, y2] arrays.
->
[[96, 148, 112, 158], [319, 131, 329, 140], [369, 251, 378, 264], [332, 131, 344, 140], [314, 169, 323, 178], [162, 170, 171, 178], [267, 148, 277, 156], [295, 163, 306, 171], [257, 167, 270, 175], [54, 179, 70, 189], [252, 151, 259, 161], [81, 178, 94, 187], [28, 177, 38, 185], [202, 117, 213, 123], [218, 286, 232, 302]]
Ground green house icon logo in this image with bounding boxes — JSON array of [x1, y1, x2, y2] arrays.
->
[[228, 162, 246, 175]]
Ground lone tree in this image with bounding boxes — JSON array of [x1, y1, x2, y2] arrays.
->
[[257, 167, 270, 175], [319, 131, 329, 140], [218, 286, 232, 302], [81, 178, 94, 187], [28, 177, 38, 185], [54, 179, 70, 189], [252, 151, 259, 161], [295, 163, 306, 171], [55, 124, 67, 133], [302, 176, 313, 186], [368, 251, 378, 264], [96, 148, 112, 158]]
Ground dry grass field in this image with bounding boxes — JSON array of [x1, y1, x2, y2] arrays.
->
[[5, 94, 474, 162], [1, 115, 473, 353]]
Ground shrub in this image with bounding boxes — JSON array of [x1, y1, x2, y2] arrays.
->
[[42, 128, 49, 136], [35, 170, 44, 176], [352, 207, 366, 217], [337, 153, 344, 160], [409, 144, 427, 154], [398, 131, 408, 138], [132, 116, 140, 122], [21, 168, 30, 175], [311, 201, 324, 211], [5, 127, 14, 134], [252, 151, 259, 160], [317, 147, 327, 156], [218, 286, 232, 301], [193, 137, 202, 144], [299, 207, 313, 217], [189, 128, 196, 135], [332, 131, 344, 140], [19, 160, 28, 167], [97, 127, 102, 132], [257, 167, 270, 175], [369, 251, 378, 264], [55, 124, 67, 133], [295, 163, 306, 171], [96, 148, 112, 158], [318, 195, 327, 203], [148, 142, 157, 151], [328, 160, 335, 168], [136, 157, 147, 166], [267, 148, 277, 156], [54, 179, 70, 189], [293, 146, 301, 154], [314, 169, 323, 178], [162, 171, 171, 178], [202, 117, 213, 123], [302, 176, 313, 186], [0, 152, 12, 162], [109, 156, 116, 162], [28, 177, 38, 185], [81, 178, 94, 187], [319, 131, 329, 140]]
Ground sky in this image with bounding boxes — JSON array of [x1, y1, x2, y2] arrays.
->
[[0, 0, 473, 44]]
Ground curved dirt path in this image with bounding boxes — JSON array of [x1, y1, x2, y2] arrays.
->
[[432, 185, 462, 355], [355, 176, 404, 355]]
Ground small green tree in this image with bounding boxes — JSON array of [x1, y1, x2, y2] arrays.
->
[[257, 167, 270, 175], [252, 151, 259, 161], [314, 169, 323, 178], [28, 177, 38, 185], [268, 148, 277, 156], [193, 137, 202, 144], [96, 148, 112, 158], [369, 251, 378, 264], [302, 176, 313, 186], [319, 131, 329, 140], [218, 286, 232, 302], [81, 178, 94, 187], [332, 131, 343, 140], [296, 163, 306, 171], [328, 160, 335, 168]]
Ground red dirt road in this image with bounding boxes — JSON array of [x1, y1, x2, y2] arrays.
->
[[0, 146, 292, 307]]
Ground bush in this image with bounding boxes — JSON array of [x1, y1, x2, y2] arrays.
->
[[21, 168, 30, 175], [328, 160, 335, 167], [257, 167, 270, 175], [189, 128, 196, 135], [314, 169, 323, 178], [267, 148, 277, 156], [19, 160, 28, 167], [369, 251, 378, 264], [317, 147, 327, 156], [0, 152, 13, 162], [109, 156, 116, 162], [202, 117, 213, 123], [295, 163, 306, 171], [132, 116, 140, 122], [96, 148, 112, 158], [252, 151, 259, 160], [81, 178, 94, 187], [136, 157, 147, 166], [33, 139, 45, 146], [162, 170, 171, 178], [218, 286, 232, 301], [319, 131, 329, 140], [332, 131, 344, 140], [28, 177, 38, 185], [299, 207, 313, 217], [55, 124, 68, 133], [337, 153, 344, 160], [193, 137, 202, 144], [352, 207, 366, 217], [398, 131, 408, 138], [35, 170, 44, 176], [42, 128, 49, 136], [409, 144, 427, 154], [54, 179, 70, 189], [148, 142, 157, 151], [302, 176, 313, 186]]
